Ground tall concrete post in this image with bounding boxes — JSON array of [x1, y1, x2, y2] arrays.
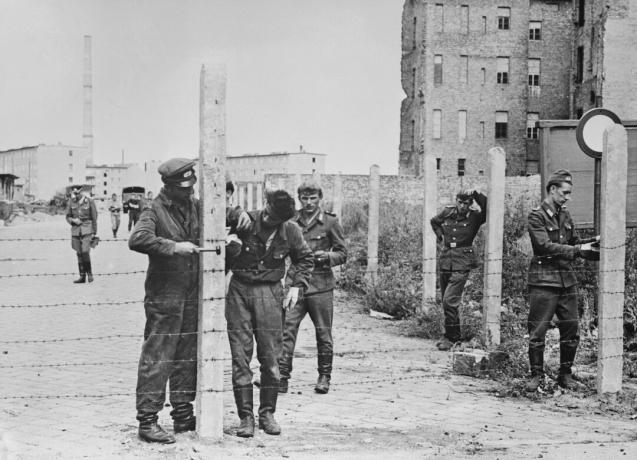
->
[[420, 150, 438, 313], [83, 35, 94, 164], [597, 124, 627, 394], [246, 182, 254, 211], [256, 182, 264, 210], [294, 173, 302, 208], [238, 184, 245, 210], [197, 62, 226, 439], [482, 147, 506, 346], [332, 172, 343, 216], [366, 165, 380, 284]]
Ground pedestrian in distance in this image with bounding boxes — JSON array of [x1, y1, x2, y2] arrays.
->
[[127, 193, 142, 232], [226, 189, 314, 438], [430, 189, 487, 350], [66, 184, 98, 283], [108, 193, 122, 238], [526, 169, 599, 392], [278, 180, 347, 395]]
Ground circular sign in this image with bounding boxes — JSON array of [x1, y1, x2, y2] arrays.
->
[[575, 108, 622, 159]]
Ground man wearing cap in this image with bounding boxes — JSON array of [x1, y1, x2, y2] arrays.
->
[[108, 193, 122, 238], [66, 185, 98, 283], [127, 193, 142, 232], [226, 189, 313, 437], [430, 189, 487, 351], [526, 169, 599, 392], [278, 180, 347, 395]]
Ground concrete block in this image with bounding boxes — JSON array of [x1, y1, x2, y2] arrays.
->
[[452, 349, 508, 377]]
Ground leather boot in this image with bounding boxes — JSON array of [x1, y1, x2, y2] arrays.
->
[[559, 341, 578, 377], [258, 412, 281, 435], [558, 372, 583, 390], [137, 412, 175, 444], [526, 347, 544, 392], [73, 262, 86, 284], [315, 375, 330, 394], [278, 378, 288, 394], [236, 414, 255, 438], [258, 381, 278, 418], [171, 402, 196, 434], [233, 384, 254, 437], [85, 258, 94, 283], [525, 374, 542, 392]]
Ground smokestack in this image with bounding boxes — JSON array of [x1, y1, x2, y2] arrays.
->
[[121, 149, 125, 165], [83, 35, 93, 164]]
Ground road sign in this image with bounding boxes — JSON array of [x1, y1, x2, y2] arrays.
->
[[576, 108, 622, 159]]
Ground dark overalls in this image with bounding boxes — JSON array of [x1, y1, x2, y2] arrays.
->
[[279, 209, 347, 382], [129, 191, 199, 417], [430, 193, 487, 342], [66, 194, 98, 277], [527, 200, 594, 376], [227, 210, 313, 419]]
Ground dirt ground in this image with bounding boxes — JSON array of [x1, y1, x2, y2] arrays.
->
[[1, 214, 636, 460]]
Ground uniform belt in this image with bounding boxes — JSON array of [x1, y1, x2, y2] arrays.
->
[[446, 243, 471, 248]]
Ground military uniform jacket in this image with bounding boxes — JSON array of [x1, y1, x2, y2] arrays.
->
[[229, 210, 314, 290], [430, 192, 487, 271], [66, 195, 98, 237], [527, 200, 594, 288], [129, 191, 200, 294], [287, 209, 347, 295]]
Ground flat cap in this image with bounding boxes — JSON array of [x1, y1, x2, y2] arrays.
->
[[158, 158, 197, 188], [547, 169, 572, 188]]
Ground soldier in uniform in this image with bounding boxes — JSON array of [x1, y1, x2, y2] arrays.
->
[[430, 189, 487, 350], [226, 190, 313, 438], [108, 193, 122, 238], [128, 158, 202, 444], [526, 169, 599, 392], [127, 193, 142, 231], [278, 181, 347, 394], [66, 185, 98, 283]]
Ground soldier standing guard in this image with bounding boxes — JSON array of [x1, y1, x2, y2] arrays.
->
[[430, 189, 487, 350], [278, 181, 347, 394], [526, 169, 599, 392], [66, 185, 98, 283], [108, 193, 122, 238], [127, 193, 142, 231]]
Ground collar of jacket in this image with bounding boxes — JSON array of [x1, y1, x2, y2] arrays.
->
[[157, 189, 193, 210], [249, 210, 289, 243], [294, 208, 323, 227], [541, 199, 561, 220]]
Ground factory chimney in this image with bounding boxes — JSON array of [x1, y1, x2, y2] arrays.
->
[[83, 35, 94, 164]]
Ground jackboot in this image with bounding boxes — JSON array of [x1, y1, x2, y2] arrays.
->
[[558, 372, 583, 390], [278, 378, 288, 394], [137, 412, 175, 444], [85, 259, 94, 283], [258, 381, 279, 418], [559, 341, 578, 377], [171, 402, 196, 434], [236, 414, 255, 438], [258, 412, 281, 435], [526, 347, 545, 392], [73, 262, 86, 284], [314, 375, 330, 394]]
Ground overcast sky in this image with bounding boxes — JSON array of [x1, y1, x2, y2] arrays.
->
[[0, 0, 404, 174]]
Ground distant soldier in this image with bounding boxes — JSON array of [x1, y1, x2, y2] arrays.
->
[[278, 181, 347, 394], [108, 193, 122, 238], [127, 193, 142, 231], [66, 185, 98, 283], [147, 190, 154, 201], [430, 189, 487, 350], [526, 169, 599, 392]]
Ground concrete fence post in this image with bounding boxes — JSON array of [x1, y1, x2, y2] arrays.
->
[[597, 124, 627, 394], [366, 165, 380, 284], [246, 182, 254, 211], [196, 62, 226, 439], [420, 151, 437, 313], [293, 173, 302, 208], [256, 182, 263, 210], [333, 172, 343, 217], [482, 147, 506, 346]]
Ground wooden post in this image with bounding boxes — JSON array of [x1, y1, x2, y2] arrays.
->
[[420, 150, 437, 313], [332, 172, 343, 217], [597, 124, 627, 394], [482, 147, 506, 346], [196, 62, 226, 439], [366, 165, 380, 284]]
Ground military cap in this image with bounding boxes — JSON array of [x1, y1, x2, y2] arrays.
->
[[158, 158, 197, 188], [546, 168, 572, 191]]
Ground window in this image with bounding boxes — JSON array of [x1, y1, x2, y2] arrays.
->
[[460, 55, 468, 83], [435, 4, 444, 33], [68, 177, 73, 183], [461, 5, 469, 33], [413, 17, 417, 50], [457, 159, 466, 177], [103, 190, 108, 195], [411, 119, 416, 150], [590, 90, 596, 104], [434, 55, 443, 85], [497, 7, 510, 30], [480, 121, 485, 140], [103, 172, 108, 177], [495, 111, 508, 139], [412, 67, 417, 97], [458, 110, 467, 142], [68, 150, 73, 157], [432, 110, 442, 139], [312, 157, 316, 163], [576, 107, 583, 118], [103, 181, 107, 187], [68, 163, 73, 171], [528, 59, 540, 94], [527, 113, 539, 139], [436, 158, 441, 171], [482, 16, 487, 33], [578, 0, 585, 26], [496, 57, 509, 84], [576, 46, 584, 83], [529, 21, 541, 40], [481, 67, 486, 84]]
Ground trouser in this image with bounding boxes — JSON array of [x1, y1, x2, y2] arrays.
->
[[128, 212, 140, 231], [136, 280, 199, 414], [110, 213, 120, 235], [226, 276, 284, 417], [439, 270, 469, 342], [279, 290, 334, 380], [71, 235, 93, 275], [527, 285, 579, 376]]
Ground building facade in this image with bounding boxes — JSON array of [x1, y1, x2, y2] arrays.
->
[[226, 149, 326, 183], [400, 0, 574, 176]]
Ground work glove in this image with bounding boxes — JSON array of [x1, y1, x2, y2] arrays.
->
[[283, 287, 300, 311], [313, 250, 330, 267], [174, 241, 199, 255]]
